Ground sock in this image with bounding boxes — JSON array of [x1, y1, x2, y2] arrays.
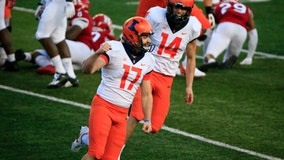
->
[[208, 58, 216, 63], [24, 52, 32, 62], [62, 58, 76, 78], [7, 53, 15, 62], [35, 55, 53, 67], [50, 55, 66, 74], [81, 133, 89, 146]]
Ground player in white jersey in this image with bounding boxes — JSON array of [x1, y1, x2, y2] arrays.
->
[[16, 0, 93, 74], [127, 0, 201, 145], [77, 16, 154, 160], [0, 0, 18, 71], [198, 0, 258, 72], [35, 0, 78, 88]]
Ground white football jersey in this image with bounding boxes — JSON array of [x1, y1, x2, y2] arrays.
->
[[146, 7, 201, 76], [97, 41, 155, 108]]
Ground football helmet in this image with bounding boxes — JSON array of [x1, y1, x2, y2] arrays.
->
[[122, 16, 154, 55], [92, 13, 114, 35], [73, 0, 90, 11], [167, 0, 194, 25]]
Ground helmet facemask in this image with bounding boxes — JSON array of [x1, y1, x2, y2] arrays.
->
[[166, 2, 193, 25]]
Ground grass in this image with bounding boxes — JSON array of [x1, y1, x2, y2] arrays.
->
[[0, 0, 283, 160]]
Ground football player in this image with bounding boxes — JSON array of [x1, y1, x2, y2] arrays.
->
[[91, 13, 117, 52], [35, 0, 78, 88], [198, 0, 258, 72], [79, 16, 155, 160], [0, 0, 18, 71], [126, 0, 201, 145], [16, 0, 94, 75], [136, 0, 216, 78]]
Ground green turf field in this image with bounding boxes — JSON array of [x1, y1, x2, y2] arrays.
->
[[0, 0, 283, 159]]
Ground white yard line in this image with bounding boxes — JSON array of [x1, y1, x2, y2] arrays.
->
[[0, 85, 282, 160]]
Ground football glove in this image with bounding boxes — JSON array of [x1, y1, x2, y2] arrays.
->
[[205, 7, 216, 29], [34, 3, 44, 21], [65, 1, 75, 18]]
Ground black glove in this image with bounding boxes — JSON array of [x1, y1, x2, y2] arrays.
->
[[205, 7, 216, 29]]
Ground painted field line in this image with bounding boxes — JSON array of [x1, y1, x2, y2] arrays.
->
[[0, 84, 282, 160]]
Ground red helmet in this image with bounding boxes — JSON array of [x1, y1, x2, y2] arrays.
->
[[73, 0, 90, 11], [167, 0, 194, 24], [92, 14, 114, 35], [122, 16, 153, 46]]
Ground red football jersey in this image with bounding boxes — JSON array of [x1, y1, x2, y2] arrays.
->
[[69, 9, 93, 49], [214, 2, 251, 30]]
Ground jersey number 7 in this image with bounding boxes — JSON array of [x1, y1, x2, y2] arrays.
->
[[120, 64, 142, 90]]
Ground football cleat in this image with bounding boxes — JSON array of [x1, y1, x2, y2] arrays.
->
[[194, 68, 206, 78], [219, 55, 237, 69], [15, 49, 26, 61], [36, 65, 56, 75], [71, 126, 89, 152], [198, 61, 219, 72], [240, 57, 252, 65], [2, 60, 19, 71], [65, 77, 79, 88]]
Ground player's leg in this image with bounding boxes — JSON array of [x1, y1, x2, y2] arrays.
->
[[102, 103, 128, 159], [150, 72, 173, 133], [221, 24, 247, 69], [198, 23, 232, 72], [0, 0, 18, 71]]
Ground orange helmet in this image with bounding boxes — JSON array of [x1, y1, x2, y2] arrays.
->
[[122, 16, 154, 55], [92, 13, 114, 35], [73, 0, 90, 11], [122, 16, 153, 46], [167, 0, 194, 24]]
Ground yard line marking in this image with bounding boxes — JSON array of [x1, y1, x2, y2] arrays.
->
[[0, 84, 282, 160], [162, 126, 283, 160], [0, 85, 90, 109]]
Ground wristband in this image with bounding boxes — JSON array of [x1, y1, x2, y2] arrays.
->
[[144, 119, 151, 123]]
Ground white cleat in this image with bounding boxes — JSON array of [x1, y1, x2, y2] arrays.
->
[[71, 126, 89, 152], [194, 68, 206, 78], [240, 57, 253, 65]]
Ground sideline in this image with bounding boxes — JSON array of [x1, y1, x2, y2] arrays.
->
[[0, 85, 282, 160]]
